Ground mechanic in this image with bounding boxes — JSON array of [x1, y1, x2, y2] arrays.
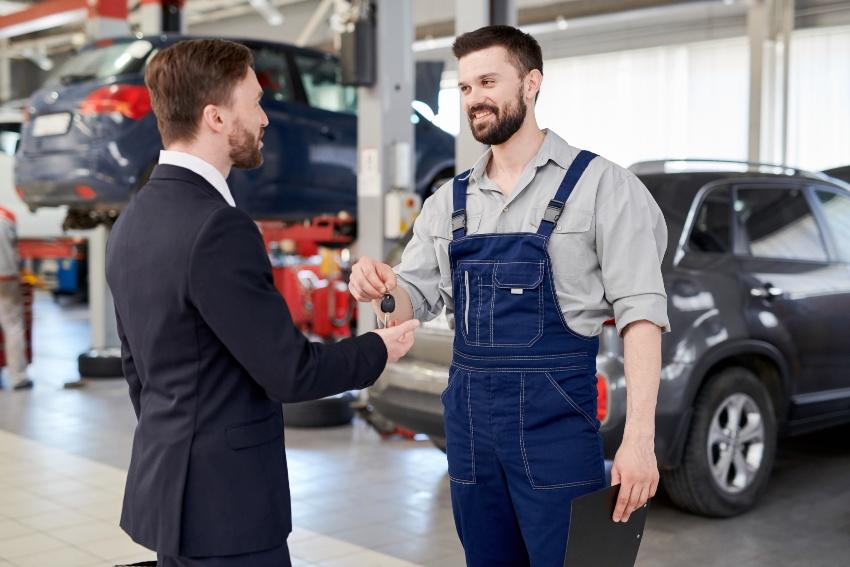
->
[[350, 25, 670, 566], [0, 206, 31, 391]]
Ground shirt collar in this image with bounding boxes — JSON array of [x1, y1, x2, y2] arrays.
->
[[158, 150, 236, 207], [467, 129, 577, 191]]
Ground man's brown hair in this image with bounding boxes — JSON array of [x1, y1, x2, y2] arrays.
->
[[452, 25, 543, 78], [144, 39, 254, 145]]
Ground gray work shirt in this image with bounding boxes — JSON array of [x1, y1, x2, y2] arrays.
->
[[394, 129, 670, 338]]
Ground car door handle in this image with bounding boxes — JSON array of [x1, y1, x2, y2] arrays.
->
[[319, 126, 336, 140], [750, 283, 784, 299]]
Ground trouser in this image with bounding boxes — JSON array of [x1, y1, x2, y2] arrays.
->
[[0, 280, 27, 383], [157, 542, 291, 566], [444, 367, 606, 566]]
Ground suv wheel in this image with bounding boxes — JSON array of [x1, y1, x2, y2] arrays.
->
[[662, 367, 777, 517]]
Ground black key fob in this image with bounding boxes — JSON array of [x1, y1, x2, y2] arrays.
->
[[380, 293, 396, 314]]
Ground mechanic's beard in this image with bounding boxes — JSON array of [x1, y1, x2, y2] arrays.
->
[[468, 86, 527, 146], [229, 122, 263, 169]]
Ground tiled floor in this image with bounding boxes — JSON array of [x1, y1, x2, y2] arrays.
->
[[1, 293, 849, 566]]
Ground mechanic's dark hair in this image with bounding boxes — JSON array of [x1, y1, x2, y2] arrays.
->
[[145, 39, 253, 145], [452, 25, 543, 78]]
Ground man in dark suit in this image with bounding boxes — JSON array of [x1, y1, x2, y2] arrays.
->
[[106, 39, 419, 566]]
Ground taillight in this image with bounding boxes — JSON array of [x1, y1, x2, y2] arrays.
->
[[75, 185, 97, 200], [80, 85, 151, 120], [596, 372, 608, 423], [15, 187, 24, 200]]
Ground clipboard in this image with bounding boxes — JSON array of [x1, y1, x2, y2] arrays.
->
[[563, 484, 649, 567]]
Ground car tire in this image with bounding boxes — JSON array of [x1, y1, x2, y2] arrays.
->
[[78, 349, 123, 379], [283, 393, 356, 428], [662, 366, 777, 517], [430, 436, 447, 453]]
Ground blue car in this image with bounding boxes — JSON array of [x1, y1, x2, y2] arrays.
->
[[16, 35, 455, 228]]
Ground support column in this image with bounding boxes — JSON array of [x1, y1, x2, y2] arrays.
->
[[140, 0, 186, 35], [77, 0, 129, 380], [0, 38, 10, 103], [747, 0, 794, 165], [86, 0, 129, 39], [454, 0, 517, 171], [87, 225, 119, 355], [355, 0, 415, 334]]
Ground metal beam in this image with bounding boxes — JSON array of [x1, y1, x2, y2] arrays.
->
[[295, 0, 332, 46], [418, 0, 702, 41], [0, 38, 10, 103], [355, 0, 415, 334], [453, 0, 517, 174], [747, 0, 794, 164]]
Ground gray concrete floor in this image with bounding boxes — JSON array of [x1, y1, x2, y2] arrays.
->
[[1, 292, 848, 566]]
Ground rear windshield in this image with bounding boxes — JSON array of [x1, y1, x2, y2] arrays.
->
[[45, 40, 153, 87]]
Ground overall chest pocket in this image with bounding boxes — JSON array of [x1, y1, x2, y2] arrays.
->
[[458, 260, 545, 348]]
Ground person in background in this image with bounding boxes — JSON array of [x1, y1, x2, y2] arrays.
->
[[0, 206, 31, 390]]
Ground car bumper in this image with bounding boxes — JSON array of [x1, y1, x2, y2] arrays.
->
[[14, 150, 142, 209], [369, 359, 448, 440]]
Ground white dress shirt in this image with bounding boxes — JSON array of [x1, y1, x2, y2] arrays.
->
[[158, 150, 236, 207]]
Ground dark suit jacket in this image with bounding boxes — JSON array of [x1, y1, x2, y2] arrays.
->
[[105, 164, 387, 557]]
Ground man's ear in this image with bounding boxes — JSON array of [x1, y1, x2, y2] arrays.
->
[[525, 69, 543, 103], [201, 104, 225, 135]]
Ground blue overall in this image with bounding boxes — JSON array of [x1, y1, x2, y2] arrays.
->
[[443, 150, 606, 566]]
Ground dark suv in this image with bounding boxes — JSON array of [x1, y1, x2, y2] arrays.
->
[[369, 159, 850, 517], [15, 36, 454, 228]]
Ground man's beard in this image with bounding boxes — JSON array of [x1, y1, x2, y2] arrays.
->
[[467, 86, 527, 146], [229, 121, 264, 169]]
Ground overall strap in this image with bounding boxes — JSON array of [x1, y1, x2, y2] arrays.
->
[[536, 150, 597, 238], [451, 170, 472, 240]]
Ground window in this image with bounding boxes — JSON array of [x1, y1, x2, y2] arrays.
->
[[689, 187, 731, 253], [46, 40, 153, 87], [293, 55, 356, 114], [816, 190, 850, 262], [253, 47, 294, 103], [735, 187, 827, 262], [0, 122, 21, 156]]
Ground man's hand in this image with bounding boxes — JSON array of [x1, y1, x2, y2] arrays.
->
[[610, 436, 659, 522], [370, 319, 420, 363], [349, 256, 396, 302]]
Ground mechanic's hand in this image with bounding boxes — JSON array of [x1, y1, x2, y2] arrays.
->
[[610, 437, 659, 522], [349, 256, 397, 302], [370, 319, 420, 363]]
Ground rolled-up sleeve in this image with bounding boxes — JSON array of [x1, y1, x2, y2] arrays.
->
[[393, 195, 445, 322], [595, 172, 671, 336]]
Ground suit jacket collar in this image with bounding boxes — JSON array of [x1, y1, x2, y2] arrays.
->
[[149, 164, 227, 204]]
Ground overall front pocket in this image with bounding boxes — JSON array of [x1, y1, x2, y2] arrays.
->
[[441, 367, 476, 484], [520, 370, 603, 489], [491, 261, 544, 347], [457, 261, 544, 347]]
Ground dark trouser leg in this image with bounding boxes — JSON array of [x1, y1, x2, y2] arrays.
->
[[157, 542, 291, 567]]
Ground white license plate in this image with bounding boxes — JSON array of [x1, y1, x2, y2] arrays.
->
[[32, 113, 72, 137]]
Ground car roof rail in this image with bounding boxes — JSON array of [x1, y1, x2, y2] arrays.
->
[[628, 158, 818, 177]]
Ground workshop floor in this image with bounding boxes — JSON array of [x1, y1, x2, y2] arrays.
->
[[0, 292, 848, 566]]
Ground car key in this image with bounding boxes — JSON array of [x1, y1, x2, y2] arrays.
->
[[380, 293, 395, 327]]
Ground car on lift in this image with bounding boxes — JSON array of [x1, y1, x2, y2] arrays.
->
[[369, 159, 850, 517], [15, 36, 455, 229], [0, 100, 68, 238]]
